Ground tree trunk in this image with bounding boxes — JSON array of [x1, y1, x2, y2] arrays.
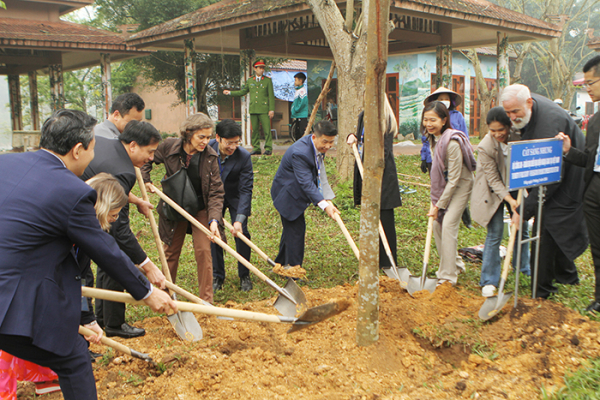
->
[[462, 49, 496, 138], [307, 0, 367, 181], [357, 0, 389, 347]]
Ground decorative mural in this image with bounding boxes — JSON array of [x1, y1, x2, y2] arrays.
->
[[307, 51, 498, 138]]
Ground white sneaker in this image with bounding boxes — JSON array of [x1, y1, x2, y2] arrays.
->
[[482, 285, 496, 297]]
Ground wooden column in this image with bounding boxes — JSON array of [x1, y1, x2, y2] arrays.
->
[[496, 32, 510, 102], [101, 53, 113, 120], [184, 39, 197, 116], [240, 53, 253, 146], [49, 64, 65, 111], [28, 71, 40, 131], [435, 45, 452, 89], [8, 74, 23, 131]]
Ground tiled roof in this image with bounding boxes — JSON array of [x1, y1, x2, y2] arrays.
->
[[396, 0, 559, 34], [0, 18, 147, 52], [128, 0, 560, 45]]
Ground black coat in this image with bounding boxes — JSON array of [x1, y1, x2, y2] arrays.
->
[[81, 137, 147, 264], [565, 111, 600, 193], [519, 93, 588, 261], [353, 112, 402, 210]]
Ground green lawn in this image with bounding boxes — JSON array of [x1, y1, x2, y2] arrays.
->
[[124, 150, 599, 397]]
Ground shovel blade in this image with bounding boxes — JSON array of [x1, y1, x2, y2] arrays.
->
[[406, 276, 438, 297], [168, 311, 203, 341], [478, 292, 513, 321], [274, 279, 308, 317], [382, 267, 411, 289], [287, 298, 351, 333]]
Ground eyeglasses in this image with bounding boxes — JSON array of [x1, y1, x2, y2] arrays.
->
[[583, 78, 600, 89], [222, 139, 241, 147]]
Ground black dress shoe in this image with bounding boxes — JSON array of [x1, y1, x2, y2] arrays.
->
[[213, 277, 224, 292], [586, 301, 600, 313], [105, 323, 145, 338], [250, 150, 262, 156], [263, 150, 272, 156], [240, 276, 253, 292]]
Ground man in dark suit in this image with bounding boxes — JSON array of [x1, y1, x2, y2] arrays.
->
[[209, 119, 254, 292], [557, 55, 600, 312], [271, 120, 340, 267], [82, 121, 167, 338], [501, 84, 588, 299], [0, 109, 175, 400]]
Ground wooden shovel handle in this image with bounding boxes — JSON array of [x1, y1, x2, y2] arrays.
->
[[150, 184, 272, 285], [222, 219, 271, 263], [423, 216, 434, 265], [79, 325, 133, 357], [500, 189, 524, 281], [327, 200, 360, 260], [134, 168, 173, 284], [82, 287, 284, 324]]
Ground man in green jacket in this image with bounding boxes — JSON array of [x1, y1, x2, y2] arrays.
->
[[223, 60, 275, 155], [290, 72, 308, 141]]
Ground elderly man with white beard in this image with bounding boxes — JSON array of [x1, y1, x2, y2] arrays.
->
[[500, 84, 588, 300]]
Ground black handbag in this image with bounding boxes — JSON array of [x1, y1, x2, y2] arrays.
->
[[160, 167, 199, 221]]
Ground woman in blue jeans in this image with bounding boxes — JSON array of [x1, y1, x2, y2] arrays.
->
[[471, 107, 530, 297]]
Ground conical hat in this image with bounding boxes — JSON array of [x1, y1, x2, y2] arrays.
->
[[423, 87, 462, 107]]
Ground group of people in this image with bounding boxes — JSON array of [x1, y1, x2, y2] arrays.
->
[[422, 55, 600, 308], [2, 54, 600, 400]]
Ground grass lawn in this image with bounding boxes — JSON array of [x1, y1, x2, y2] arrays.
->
[[122, 149, 598, 398]]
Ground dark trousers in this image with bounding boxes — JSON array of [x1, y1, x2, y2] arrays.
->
[[379, 209, 397, 268], [584, 173, 600, 303], [0, 334, 96, 400], [531, 218, 579, 299], [275, 213, 305, 267], [211, 207, 251, 280], [95, 268, 125, 328]]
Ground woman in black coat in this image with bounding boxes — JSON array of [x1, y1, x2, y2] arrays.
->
[[347, 97, 402, 267]]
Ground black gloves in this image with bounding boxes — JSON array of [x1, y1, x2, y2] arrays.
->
[[420, 160, 429, 174]]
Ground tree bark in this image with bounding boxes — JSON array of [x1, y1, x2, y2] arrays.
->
[[356, 0, 390, 347], [307, 0, 367, 181], [462, 49, 496, 139]]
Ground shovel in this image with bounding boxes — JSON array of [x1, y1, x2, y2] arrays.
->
[[222, 218, 307, 317], [150, 183, 309, 316], [351, 143, 412, 287], [406, 216, 438, 296], [135, 168, 203, 342], [79, 326, 156, 366], [479, 189, 523, 321], [82, 287, 349, 334]]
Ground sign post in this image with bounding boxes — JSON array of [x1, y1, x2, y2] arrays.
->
[[506, 138, 563, 302]]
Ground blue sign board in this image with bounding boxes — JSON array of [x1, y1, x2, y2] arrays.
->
[[507, 138, 563, 191]]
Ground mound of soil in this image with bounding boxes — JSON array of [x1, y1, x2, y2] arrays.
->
[[19, 278, 600, 399]]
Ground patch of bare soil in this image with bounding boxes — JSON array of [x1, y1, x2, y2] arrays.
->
[[20, 278, 600, 399]]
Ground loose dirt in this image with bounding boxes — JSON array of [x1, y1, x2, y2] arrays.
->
[[18, 277, 600, 399]]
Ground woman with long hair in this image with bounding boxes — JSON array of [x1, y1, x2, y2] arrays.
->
[[471, 107, 530, 297], [347, 96, 402, 268], [423, 101, 476, 286]]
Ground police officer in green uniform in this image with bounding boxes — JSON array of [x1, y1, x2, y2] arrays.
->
[[223, 60, 275, 155]]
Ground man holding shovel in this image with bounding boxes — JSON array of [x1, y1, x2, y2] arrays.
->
[[209, 119, 255, 292], [82, 121, 167, 338], [0, 109, 175, 400], [271, 120, 340, 268]]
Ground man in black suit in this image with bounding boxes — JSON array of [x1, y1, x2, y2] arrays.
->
[[82, 121, 167, 338], [271, 120, 340, 267], [0, 109, 175, 400], [209, 119, 254, 292], [557, 55, 600, 312]]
